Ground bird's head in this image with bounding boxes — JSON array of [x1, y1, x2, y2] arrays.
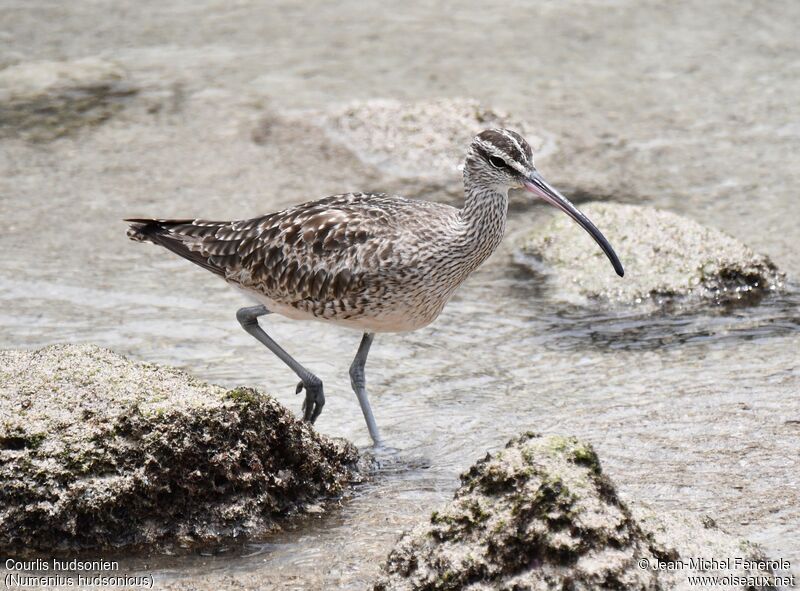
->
[[466, 128, 624, 277]]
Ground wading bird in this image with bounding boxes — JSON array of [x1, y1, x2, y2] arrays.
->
[[127, 129, 623, 445]]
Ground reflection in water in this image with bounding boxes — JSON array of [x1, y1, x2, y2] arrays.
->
[[541, 291, 800, 351]]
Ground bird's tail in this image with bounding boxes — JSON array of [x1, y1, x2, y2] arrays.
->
[[125, 218, 164, 243], [123, 217, 230, 277]]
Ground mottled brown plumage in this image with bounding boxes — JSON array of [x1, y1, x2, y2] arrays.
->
[[126, 131, 540, 332], [127, 192, 474, 332], [126, 129, 622, 442]]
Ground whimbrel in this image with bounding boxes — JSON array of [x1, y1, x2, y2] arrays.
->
[[126, 129, 623, 445]]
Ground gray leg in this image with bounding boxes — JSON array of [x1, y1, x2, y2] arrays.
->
[[349, 332, 382, 445], [236, 305, 325, 423]]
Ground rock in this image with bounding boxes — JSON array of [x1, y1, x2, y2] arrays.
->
[[309, 98, 543, 179], [0, 344, 366, 554], [375, 433, 780, 591], [252, 98, 555, 206], [516, 202, 785, 308], [0, 57, 137, 141], [253, 98, 545, 201]]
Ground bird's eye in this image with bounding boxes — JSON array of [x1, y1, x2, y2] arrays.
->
[[488, 156, 506, 169]]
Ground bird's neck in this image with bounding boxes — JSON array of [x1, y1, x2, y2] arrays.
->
[[455, 175, 509, 268]]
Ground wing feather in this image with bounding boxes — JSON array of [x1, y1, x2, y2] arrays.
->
[[127, 194, 454, 312]]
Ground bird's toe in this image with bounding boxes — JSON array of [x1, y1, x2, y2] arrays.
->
[[298, 380, 325, 424]]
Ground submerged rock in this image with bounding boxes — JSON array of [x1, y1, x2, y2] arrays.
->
[[375, 433, 779, 591], [517, 202, 784, 308], [0, 57, 137, 141], [0, 344, 365, 553]]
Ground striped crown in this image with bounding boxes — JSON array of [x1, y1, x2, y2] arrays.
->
[[471, 129, 534, 175]]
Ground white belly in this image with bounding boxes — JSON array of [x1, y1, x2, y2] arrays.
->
[[238, 288, 444, 334]]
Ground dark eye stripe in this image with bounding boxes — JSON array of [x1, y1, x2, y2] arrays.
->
[[475, 145, 512, 171]]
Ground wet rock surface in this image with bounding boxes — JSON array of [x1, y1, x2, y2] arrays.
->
[[517, 203, 785, 308], [375, 433, 779, 591], [0, 344, 366, 554], [0, 57, 137, 141]]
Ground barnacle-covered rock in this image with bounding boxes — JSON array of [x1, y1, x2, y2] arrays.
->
[[0, 344, 366, 553], [517, 202, 784, 308], [375, 433, 779, 591]]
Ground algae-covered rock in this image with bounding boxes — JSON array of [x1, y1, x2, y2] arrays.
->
[[375, 433, 779, 591], [0, 344, 365, 553], [0, 57, 136, 141], [517, 202, 784, 308]]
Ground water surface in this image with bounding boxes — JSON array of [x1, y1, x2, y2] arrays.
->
[[1, 0, 799, 588]]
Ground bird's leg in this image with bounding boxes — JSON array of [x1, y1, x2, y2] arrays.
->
[[236, 305, 325, 423], [349, 332, 382, 445]]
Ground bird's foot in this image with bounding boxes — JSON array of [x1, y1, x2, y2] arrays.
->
[[296, 379, 325, 424]]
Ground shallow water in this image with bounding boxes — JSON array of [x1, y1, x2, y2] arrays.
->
[[1, 0, 800, 588]]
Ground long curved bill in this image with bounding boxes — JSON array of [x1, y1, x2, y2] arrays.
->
[[523, 170, 625, 277]]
